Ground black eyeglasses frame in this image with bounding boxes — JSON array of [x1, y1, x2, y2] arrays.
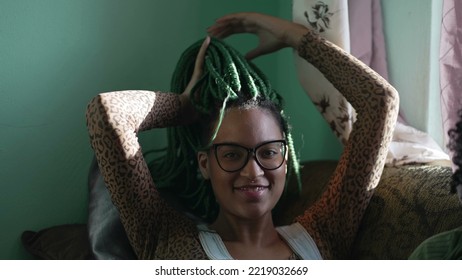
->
[[210, 139, 287, 173]]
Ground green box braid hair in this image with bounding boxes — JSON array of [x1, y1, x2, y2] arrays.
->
[[147, 37, 302, 222]]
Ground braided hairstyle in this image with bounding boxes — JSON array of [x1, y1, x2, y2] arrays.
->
[[148, 37, 301, 222], [448, 109, 462, 195]]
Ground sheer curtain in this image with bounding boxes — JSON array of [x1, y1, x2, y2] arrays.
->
[[292, 0, 450, 166], [440, 0, 462, 164]]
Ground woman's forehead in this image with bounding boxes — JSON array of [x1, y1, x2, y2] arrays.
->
[[213, 108, 283, 144]]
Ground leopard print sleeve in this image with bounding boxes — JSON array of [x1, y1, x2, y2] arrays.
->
[[294, 31, 399, 259], [85, 90, 201, 259]]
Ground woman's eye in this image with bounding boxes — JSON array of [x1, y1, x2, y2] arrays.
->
[[260, 149, 278, 158], [221, 151, 243, 160], [224, 152, 237, 158]]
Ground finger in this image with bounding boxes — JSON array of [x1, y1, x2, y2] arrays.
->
[[245, 48, 263, 61], [197, 36, 210, 62], [206, 24, 224, 38], [207, 23, 241, 39], [207, 17, 250, 38], [208, 26, 235, 39], [192, 36, 210, 78], [214, 14, 241, 24], [215, 13, 258, 33], [214, 13, 250, 25]]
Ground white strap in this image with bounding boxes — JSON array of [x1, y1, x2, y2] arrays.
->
[[197, 224, 234, 260], [197, 222, 322, 260], [276, 222, 323, 260]]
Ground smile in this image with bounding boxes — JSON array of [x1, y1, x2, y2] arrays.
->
[[232, 185, 270, 201], [234, 186, 268, 192]]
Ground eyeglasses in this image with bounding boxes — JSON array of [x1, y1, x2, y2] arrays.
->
[[211, 140, 287, 172]]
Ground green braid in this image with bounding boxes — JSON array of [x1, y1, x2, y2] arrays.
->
[[147, 37, 301, 222]]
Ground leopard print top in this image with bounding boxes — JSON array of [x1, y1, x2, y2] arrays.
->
[[86, 30, 399, 260]]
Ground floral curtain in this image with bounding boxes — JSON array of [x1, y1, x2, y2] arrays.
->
[[293, 0, 354, 145], [292, 0, 450, 166]]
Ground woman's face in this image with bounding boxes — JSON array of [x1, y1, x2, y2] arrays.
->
[[198, 107, 287, 221]]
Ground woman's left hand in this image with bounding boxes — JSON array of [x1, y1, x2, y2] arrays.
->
[[207, 12, 307, 60], [179, 36, 210, 123]]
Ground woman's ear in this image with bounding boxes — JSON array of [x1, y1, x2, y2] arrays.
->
[[197, 151, 210, 180]]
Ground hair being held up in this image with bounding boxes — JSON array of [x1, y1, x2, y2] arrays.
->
[[146, 37, 302, 222]]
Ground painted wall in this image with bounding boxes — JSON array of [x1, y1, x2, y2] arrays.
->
[[0, 0, 340, 259], [382, 0, 444, 146]]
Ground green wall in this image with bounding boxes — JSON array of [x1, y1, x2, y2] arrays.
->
[[381, 0, 444, 145], [0, 0, 340, 259]]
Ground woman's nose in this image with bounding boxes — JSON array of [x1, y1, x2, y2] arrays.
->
[[239, 155, 264, 178]]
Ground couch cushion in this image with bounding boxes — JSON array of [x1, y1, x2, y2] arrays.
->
[[275, 161, 462, 259], [21, 224, 92, 260], [351, 164, 462, 259]]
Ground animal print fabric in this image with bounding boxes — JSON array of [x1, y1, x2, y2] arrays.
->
[[295, 31, 399, 259], [85, 30, 399, 259]]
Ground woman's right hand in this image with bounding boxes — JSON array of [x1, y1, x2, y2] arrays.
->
[[207, 12, 308, 60]]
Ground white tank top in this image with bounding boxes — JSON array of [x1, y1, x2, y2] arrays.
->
[[197, 222, 322, 260]]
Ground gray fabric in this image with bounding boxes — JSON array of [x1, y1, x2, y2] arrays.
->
[[87, 157, 136, 259]]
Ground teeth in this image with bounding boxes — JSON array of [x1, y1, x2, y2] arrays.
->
[[239, 186, 265, 191]]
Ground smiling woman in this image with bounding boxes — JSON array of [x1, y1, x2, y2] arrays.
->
[[86, 12, 398, 260], [146, 38, 301, 223], [198, 108, 288, 227]]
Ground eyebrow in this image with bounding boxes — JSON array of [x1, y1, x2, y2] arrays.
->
[[212, 139, 285, 147]]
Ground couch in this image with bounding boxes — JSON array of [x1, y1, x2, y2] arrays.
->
[[21, 160, 462, 259]]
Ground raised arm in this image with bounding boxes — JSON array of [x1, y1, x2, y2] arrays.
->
[[208, 12, 399, 259], [85, 37, 211, 258], [86, 90, 180, 258], [294, 26, 399, 259]]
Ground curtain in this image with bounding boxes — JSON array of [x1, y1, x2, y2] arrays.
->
[[440, 0, 462, 165], [293, 0, 354, 145], [292, 0, 450, 166]]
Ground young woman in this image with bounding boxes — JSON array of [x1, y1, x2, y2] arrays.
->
[[86, 12, 399, 259]]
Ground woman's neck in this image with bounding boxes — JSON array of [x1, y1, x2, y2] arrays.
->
[[210, 211, 278, 245], [209, 211, 293, 259]]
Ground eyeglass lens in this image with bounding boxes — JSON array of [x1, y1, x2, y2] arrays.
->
[[215, 141, 286, 172]]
